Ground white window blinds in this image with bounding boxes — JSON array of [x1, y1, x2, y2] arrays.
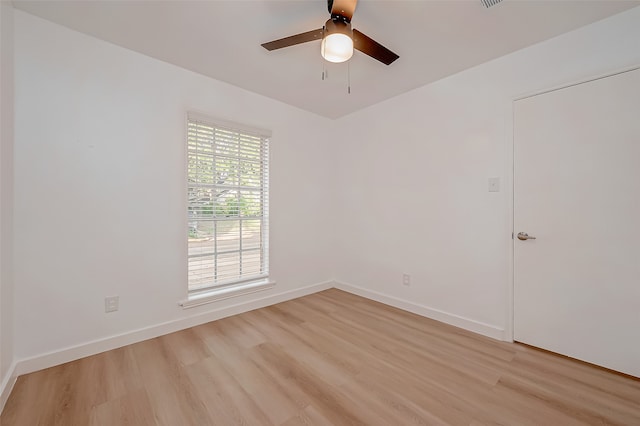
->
[[187, 113, 270, 293]]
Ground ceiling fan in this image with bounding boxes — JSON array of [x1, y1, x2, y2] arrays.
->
[[261, 0, 399, 65]]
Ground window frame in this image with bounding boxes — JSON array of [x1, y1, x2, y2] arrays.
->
[[183, 112, 273, 307]]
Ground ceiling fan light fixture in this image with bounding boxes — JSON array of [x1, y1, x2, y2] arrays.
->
[[321, 33, 353, 63], [321, 18, 353, 63]]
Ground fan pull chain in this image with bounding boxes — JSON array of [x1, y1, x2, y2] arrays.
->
[[347, 61, 351, 94], [321, 27, 326, 81]]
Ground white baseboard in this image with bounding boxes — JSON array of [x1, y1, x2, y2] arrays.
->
[[0, 360, 18, 415], [334, 281, 506, 341], [14, 280, 334, 378]]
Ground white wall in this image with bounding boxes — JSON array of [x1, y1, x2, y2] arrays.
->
[[13, 11, 334, 363], [10, 3, 640, 376], [0, 0, 16, 407], [333, 7, 640, 339]]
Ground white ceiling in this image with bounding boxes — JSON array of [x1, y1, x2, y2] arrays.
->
[[12, 0, 640, 119]]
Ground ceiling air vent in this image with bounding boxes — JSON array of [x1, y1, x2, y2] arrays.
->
[[481, 0, 503, 8]]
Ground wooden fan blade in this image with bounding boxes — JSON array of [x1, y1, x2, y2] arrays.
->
[[329, 0, 358, 22], [352, 29, 399, 65], [261, 29, 324, 51]]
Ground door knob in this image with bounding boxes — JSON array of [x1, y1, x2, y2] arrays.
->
[[517, 232, 536, 241]]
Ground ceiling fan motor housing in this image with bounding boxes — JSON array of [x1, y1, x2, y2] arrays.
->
[[324, 18, 352, 38]]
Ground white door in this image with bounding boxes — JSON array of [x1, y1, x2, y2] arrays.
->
[[514, 68, 640, 377]]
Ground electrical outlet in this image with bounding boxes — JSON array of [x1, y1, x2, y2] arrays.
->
[[402, 273, 411, 286], [105, 296, 119, 313]]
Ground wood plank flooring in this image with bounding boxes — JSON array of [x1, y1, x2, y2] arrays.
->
[[2, 289, 639, 425]]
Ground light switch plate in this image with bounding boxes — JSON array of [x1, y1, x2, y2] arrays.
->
[[105, 296, 119, 313]]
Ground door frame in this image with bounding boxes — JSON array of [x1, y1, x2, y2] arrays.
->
[[506, 64, 640, 343]]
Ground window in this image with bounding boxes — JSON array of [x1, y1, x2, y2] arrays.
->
[[187, 113, 270, 297]]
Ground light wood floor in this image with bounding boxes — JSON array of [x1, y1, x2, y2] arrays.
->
[[2, 289, 639, 425]]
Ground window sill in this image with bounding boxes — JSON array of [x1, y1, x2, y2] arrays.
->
[[179, 279, 275, 309]]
